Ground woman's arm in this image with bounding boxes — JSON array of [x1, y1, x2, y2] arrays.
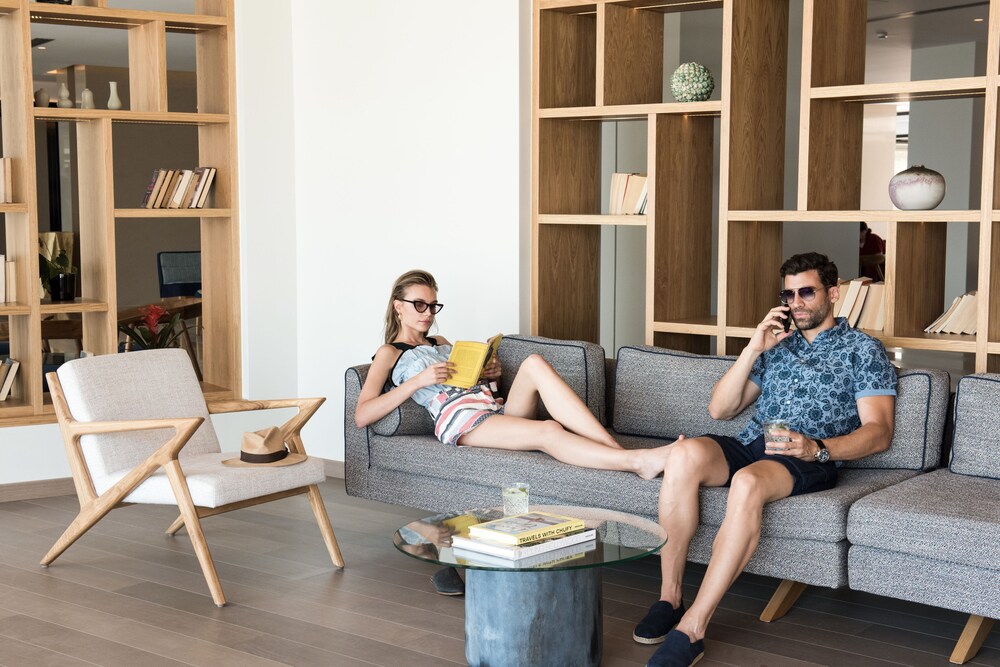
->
[[354, 345, 454, 428]]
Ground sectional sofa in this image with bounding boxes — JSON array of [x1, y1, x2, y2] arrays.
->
[[344, 334, 997, 663]]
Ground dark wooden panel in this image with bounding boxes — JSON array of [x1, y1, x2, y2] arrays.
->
[[540, 9, 596, 108], [538, 119, 601, 214], [807, 100, 864, 210], [653, 332, 711, 354], [727, 220, 783, 328], [538, 224, 601, 342], [603, 3, 663, 106], [891, 222, 947, 336], [810, 0, 866, 88]]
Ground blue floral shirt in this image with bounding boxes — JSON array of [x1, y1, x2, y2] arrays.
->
[[736, 317, 897, 446]]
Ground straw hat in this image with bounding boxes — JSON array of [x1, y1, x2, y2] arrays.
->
[[222, 427, 307, 467]]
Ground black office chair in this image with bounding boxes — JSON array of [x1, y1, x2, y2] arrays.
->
[[157, 251, 202, 298]]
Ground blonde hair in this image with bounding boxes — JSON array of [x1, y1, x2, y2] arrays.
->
[[384, 269, 439, 344]]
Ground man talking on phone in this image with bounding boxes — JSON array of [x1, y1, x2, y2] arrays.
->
[[635, 252, 896, 667]]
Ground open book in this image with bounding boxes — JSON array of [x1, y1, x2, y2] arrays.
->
[[444, 333, 503, 389]]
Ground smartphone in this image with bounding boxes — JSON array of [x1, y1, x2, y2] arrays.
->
[[780, 298, 791, 333]]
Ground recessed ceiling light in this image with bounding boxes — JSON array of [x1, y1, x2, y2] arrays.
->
[[974, 17, 985, 22], [37, 45, 46, 50], [876, 30, 888, 39]]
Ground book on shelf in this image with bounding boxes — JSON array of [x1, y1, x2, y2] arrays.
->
[[154, 170, 178, 209], [856, 282, 885, 332], [184, 167, 208, 208], [609, 173, 647, 215], [139, 167, 217, 209], [142, 169, 169, 209], [444, 333, 503, 389], [0, 255, 4, 303], [452, 527, 597, 560], [925, 295, 962, 334], [846, 281, 870, 327], [0, 157, 12, 204], [0, 358, 19, 401], [834, 277, 872, 321], [453, 533, 597, 568], [935, 292, 978, 335], [194, 168, 217, 208], [467, 510, 585, 546], [4, 260, 14, 303], [168, 170, 194, 209]]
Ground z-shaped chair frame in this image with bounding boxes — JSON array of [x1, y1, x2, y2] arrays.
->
[[42, 372, 344, 607]]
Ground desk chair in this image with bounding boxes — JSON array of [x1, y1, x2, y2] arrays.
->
[[157, 251, 203, 365], [42, 349, 344, 607]]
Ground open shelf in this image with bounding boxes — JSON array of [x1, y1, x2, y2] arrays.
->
[[811, 77, 987, 103], [28, 3, 227, 31], [0, 397, 33, 417], [39, 299, 109, 314], [115, 208, 231, 219], [201, 382, 233, 402], [0, 302, 31, 316], [0, 203, 27, 214], [0, 0, 18, 13], [728, 210, 981, 223], [860, 330, 979, 354], [652, 317, 717, 336], [539, 101, 722, 120], [33, 108, 228, 125], [538, 214, 646, 227]]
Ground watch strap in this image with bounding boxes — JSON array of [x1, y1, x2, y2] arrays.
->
[[814, 438, 827, 461]]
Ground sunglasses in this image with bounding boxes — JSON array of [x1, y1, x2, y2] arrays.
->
[[779, 286, 827, 303], [400, 298, 444, 314]]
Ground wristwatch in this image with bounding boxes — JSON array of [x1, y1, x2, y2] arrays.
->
[[813, 438, 830, 463]]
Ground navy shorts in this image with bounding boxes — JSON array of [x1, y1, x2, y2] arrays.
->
[[704, 434, 838, 496]]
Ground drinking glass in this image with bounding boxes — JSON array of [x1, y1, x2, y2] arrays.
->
[[502, 482, 529, 516], [763, 419, 791, 452]]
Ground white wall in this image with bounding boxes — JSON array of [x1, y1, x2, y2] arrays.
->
[[290, 1, 526, 461]]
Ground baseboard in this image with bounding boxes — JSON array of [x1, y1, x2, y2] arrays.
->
[[323, 459, 345, 479], [0, 477, 76, 503]]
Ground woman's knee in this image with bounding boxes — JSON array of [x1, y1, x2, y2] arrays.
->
[[521, 353, 554, 376]]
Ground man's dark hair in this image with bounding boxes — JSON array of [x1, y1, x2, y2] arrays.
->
[[780, 252, 838, 288], [860, 221, 870, 232]]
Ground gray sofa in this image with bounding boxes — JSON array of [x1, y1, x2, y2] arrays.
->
[[344, 335, 970, 652]]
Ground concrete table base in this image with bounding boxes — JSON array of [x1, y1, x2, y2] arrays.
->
[[464, 567, 602, 667]]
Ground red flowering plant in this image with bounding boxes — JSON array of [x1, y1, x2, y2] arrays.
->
[[117, 305, 183, 350]]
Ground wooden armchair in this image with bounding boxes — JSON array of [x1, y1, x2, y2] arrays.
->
[[42, 348, 343, 607]]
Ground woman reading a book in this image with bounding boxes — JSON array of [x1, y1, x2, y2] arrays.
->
[[355, 269, 674, 480]]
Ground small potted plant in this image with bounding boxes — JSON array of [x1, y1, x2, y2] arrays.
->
[[39, 250, 78, 302], [118, 304, 183, 350]]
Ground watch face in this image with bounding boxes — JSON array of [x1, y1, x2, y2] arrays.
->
[[818, 449, 830, 463]]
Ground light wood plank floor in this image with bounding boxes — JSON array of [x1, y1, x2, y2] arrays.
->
[[0, 480, 996, 666]]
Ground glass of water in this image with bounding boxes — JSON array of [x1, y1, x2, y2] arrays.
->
[[763, 419, 791, 453], [502, 482, 529, 516]]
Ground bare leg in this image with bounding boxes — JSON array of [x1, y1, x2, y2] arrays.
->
[[459, 414, 672, 480], [502, 355, 620, 448], [675, 460, 793, 641], [657, 437, 730, 607]]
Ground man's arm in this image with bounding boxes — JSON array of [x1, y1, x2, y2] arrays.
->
[[779, 394, 895, 461]]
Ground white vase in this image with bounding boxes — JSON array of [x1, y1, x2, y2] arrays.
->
[[34, 88, 49, 107], [107, 81, 122, 110], [888, 165, 946, 210], [80, 88, 95, 109], [56, 82, 73, 108]]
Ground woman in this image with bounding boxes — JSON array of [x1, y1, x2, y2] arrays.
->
[[355, 269, 674, 479]]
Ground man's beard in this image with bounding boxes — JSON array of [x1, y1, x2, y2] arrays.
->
[[793, 301, 831, 331]]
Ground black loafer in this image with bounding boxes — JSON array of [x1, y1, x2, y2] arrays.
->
[[646, 629, 705, 667], [431, 566, 465, 596], [633, 600, 686, 644]]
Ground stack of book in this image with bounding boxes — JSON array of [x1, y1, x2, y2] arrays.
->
[[832, 277, 885, 331], [0, 358, 20, 401], [609, 173, 648, 215], [925, 291, 978, 335], [140, 167, 217, 210], [0, 255, 16, 303], [451, 510, 596, 567], [0, 157, 13, 203]]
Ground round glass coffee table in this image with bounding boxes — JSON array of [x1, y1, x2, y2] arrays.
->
[[393, 505, 666, 667]]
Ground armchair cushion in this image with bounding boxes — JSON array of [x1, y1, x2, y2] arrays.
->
[[950, 374, 1000, 478], [92, 452, 327, 508], [57, 349, 221, 479]]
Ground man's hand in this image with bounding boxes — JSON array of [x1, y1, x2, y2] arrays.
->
[[764, 429, 818, 461], [481, 357, 501, 381], [749, 305, 793, 354]]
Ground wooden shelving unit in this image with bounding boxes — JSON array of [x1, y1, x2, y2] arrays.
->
[[0, 0, 242, 425], [531, 0, 1000, 372]]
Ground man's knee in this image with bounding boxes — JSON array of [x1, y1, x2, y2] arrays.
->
[[728, 465, 789, 508], [665, 438, 722, 480]]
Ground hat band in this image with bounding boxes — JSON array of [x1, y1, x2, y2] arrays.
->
[[240, 448, 289, 464]]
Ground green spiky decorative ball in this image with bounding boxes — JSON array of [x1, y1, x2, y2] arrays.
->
[[670, 63, 714, 102]]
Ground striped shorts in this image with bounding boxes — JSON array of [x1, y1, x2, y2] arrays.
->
[[429, 383, 505, 446]]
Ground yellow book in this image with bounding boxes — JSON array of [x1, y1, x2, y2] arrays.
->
[[467, 510, 585, 546], [444, 333, 503, 389]]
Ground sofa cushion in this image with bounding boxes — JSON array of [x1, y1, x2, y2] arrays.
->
[[950, 373, 1000, 479], [612, 347, 752, 439], [497, 335, 606, 426], [847, 468, 1000, 572], [842, 368, 949, 471], [371, 394, 435, 436], [367, 431, 918, 543]]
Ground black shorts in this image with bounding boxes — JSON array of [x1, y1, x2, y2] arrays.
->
[[704, 434, 838, 496]]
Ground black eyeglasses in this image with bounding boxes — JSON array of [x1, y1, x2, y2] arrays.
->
[[400, 299, 444, 314], [779, 286, 827, 303]]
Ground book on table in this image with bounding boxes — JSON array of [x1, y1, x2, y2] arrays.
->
[[452, 527, 596, 559], [467, 510, 585, 546], [453, 533, 597, 568], [444, 333, 503, 389]]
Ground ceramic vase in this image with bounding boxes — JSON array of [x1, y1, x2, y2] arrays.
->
[[80, 88, 95, 109], [888, 165, 946, 210], [56, 82, 73, 108], [670, 63, 714, 102], [33, 88, 49, 107], [107, 81, 122, 110]]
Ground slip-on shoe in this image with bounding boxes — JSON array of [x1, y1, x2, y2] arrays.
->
[[431, 566, 465, 596], [646, 629, 705, 667], [633, 600, 686, 644]]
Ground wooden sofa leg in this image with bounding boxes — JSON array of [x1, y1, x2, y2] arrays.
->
[[166, 514, 185, 535], [307, 485, 345, 569], [760, 579, 808, 622], [950, 615, 995, 664]]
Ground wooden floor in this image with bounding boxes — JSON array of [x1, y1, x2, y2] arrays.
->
[[0, 479, 996, 666]]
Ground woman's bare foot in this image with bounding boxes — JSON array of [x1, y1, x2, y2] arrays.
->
[[633, 444, 674, 480]]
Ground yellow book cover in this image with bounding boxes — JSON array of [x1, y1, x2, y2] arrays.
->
[[444, 333, 503, 389], [467, 510, 585, 546]]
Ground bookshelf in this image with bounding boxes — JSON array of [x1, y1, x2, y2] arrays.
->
[[0, 0, 241, 427], [531, 0, 1000, 373]]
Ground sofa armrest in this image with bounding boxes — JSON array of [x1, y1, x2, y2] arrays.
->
[[344, 364, 373, 498]]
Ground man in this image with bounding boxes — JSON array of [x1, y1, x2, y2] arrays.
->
[[635, 252, 896, 666], [859, 221, 886, 280]]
